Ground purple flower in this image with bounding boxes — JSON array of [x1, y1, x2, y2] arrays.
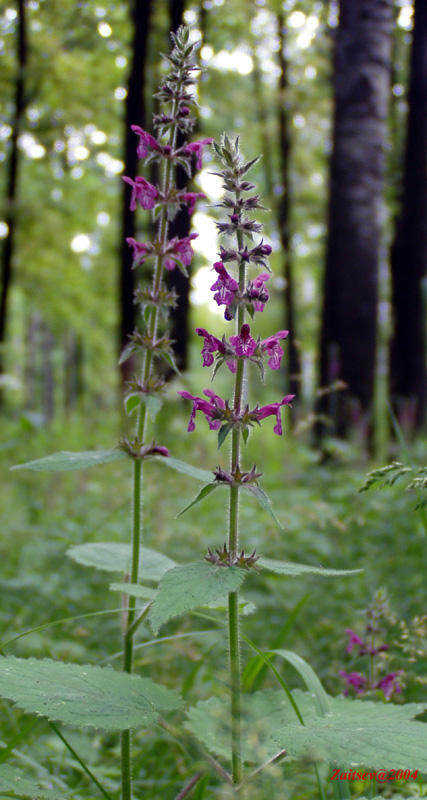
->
[[180, 192, 207, 215], [374, 672, 403, 700], [178, 389, 225, 431], [195, 328, 226, 367], [184, 138, 214, 169], [255, 395, 295, 435], [248, 273, 270, 312], [164, 233, 199, 271], [131, 125, 162, 158], [122, 176, 158, 211], [126, 237, 152, 265], [339, 670, 367, 696], [345, 628, 365, 654], [230, 323, 257, 358], [260, 330, 289, 370], [210, 262, 239, 309]]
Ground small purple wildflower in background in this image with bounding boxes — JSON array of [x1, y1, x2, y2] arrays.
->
[[339, 590, 405, 700]]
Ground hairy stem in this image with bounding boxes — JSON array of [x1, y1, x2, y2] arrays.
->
[[228, 222, 246, 787], [121, 112, 178, 800]]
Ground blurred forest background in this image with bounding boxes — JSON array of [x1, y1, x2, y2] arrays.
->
[[0, 0, 426, 449]]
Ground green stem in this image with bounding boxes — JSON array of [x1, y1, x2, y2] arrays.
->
[[228, 218, 246, 787], [121, 99, 179, 800]]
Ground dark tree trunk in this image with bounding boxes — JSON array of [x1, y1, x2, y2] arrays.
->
[[277, 13, 300, 406], [119, 0, 153, 383], [0, 0, 27, 382], [42, 324, 55, 423], [389, 0, 427, 429], [318, 0, 393, 438]]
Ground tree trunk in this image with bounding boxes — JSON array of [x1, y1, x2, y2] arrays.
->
[[119, 0, 153, 383], [389, 0, 427, 429], [0, 0, 27, 383], [318, 0, 393, 438], [165, 0, 206, 374], [277, 13, 300, 406]]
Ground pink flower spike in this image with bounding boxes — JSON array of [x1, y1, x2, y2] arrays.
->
[[131, 125, 161, 158], [230, 323, 257, 358], [122, 175, 158, 211], [126, 237, 151, 265], [173, 232, 199, 266], [250, 273, 270, 312], [257, 395, 295, 435], [345, 628, 365, 654], [210, 262, 239, 308], [339, 670, 367, 696], [261, 330, 289, 370], [178, 390, 225, 431], [195, 327, 226, 367], [184, 138, 214, 169], [180, 192, 207, 214]]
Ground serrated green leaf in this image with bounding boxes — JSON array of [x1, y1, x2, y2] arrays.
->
[[143, 393, 163, 421], [177, 483, 218, 517], [67, 542, 175, 582], [152, 456, 213, 483], [159, 351, 180, 373], [218, 423, 233, 449], [118, 343, 138, 366], [241, 485, 284, 530], [205, 595, 256, 615], [110, 583, 156, 600], [270, 692, 427, 770], [185, 690, 290, 764], [0, 657, 182, 731], [258, 557, 363, 578], [0, 765, 65, 799], [149, 561, 246, 633], [11, 449, 129, 472], [124, 394, 141, 416]]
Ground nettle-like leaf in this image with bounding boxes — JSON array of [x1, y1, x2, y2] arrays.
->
[[67, 542, 175, 582], [0, 657, 183, 731], [113, 582, 255, 614], [270, 691, 427, 771], [241, 485, 284, 530], [149, 561, 246, 634], [185, 690, 290, 765], [110, 582, 156, 601], [176, 483, 219, 517], [11, 449, 129, 472], [0, 765, 65, 800], [153, 455, 213, 483], [258, 557, 362, 578]]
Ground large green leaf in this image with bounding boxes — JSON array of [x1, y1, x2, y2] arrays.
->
[[270, 691, 427, 770], [11, 449, 129, 472], [149, 561, 246, 634], [0, 765, 65, 799], [258, 557, 362, 578], [153, 455, 213, 483], [0, 657, 182, 731], [67, 543, 175, 582], [185, 690, 289, 764]]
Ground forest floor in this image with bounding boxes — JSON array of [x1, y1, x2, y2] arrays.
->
[[1, 403, 426, 799]]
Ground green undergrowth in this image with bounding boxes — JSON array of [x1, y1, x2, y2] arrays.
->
[[1, 405, 427, 798]]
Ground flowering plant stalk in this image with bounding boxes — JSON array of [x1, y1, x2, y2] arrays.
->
[[179, 135, 294, 787], [118, 27, 211, 800]]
